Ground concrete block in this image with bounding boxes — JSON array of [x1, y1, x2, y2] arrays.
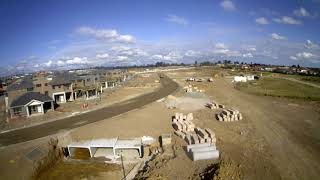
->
[[199, 137, 206, 144], [187, 143, 211, 152], [211, 137, 217, 144], [186, 113, 193, 121], [238, 113, 243, 120], [205, 128, 215, 138], [181, 122, 187, 131], [174, 131, 186, 139], [172, 122, 182, 131], [192, 150, 219, 161], [222, 110, 230, 116], [197, 128, 209, 139], [175, 112, 179, 119], [185, 121, 195, 131], [185, 134, 192, 145], [179, 113, 184, 121], [192, 134, 199, 144], [190, 146, 216, 153], [183, 115, 187, 120], [218, 104, 225, 108]]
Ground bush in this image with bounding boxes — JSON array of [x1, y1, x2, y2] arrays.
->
[[31, 138, 63, 180]]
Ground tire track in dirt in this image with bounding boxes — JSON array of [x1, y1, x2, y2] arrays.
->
[[208, 78, 320, 180]]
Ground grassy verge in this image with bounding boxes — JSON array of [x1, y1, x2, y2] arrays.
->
[[235, 77, 320, 101]]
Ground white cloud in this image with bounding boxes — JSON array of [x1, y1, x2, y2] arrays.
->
[[76, 27, 135, 43], [273, 16, 302, 25], [290, 56, 298, 60], [65, 57, 89, 64], [305, 40, 319, 49], [247, 47, 256, 51], [57, 60, 65, 66], [212, 43, 241, 57], [242, 53, 253, 58], [215, 43, 228, 49], [220, 0, 235, 11], [166, 15, 189, 25], [116, 56, 128, 61], [296, 52, 314, 59], [270, 33, 287, 40], [96, 53, 109, 59], [110, 46, 131, 52], [293, 7, 310, 17], [111, 45, 148, 57], [185, 50, 201, 57], [151, 51, 183, 62], [44, 60, 52, 67], [151, 54, 164, 60], [255, 17, 269, 25]]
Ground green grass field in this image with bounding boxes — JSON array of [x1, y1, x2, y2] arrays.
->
[[282, 74, 320, 86], [235, 77, 320, 101]]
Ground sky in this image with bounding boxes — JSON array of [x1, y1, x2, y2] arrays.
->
[[0, 0, 320, 75]]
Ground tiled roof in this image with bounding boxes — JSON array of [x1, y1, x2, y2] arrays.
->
[[6, 79, 33, 91], [49, 73, 81, 86], [10, 92, 53, 107]]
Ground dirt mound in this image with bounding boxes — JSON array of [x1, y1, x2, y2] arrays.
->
[[126, 73, 160, 88], [195, 156, 242, 180]]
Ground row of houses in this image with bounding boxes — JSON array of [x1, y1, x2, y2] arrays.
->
[[4, 69, 131, 119]]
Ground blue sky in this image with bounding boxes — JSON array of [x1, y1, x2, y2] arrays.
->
[[0, 0, 320, 75]]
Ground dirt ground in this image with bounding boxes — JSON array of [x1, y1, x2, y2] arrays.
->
[[1, 68, 320, 180], [165, 69, 320, 180]]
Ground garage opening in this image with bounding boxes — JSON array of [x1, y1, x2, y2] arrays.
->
[[68, 147, 91, 159]]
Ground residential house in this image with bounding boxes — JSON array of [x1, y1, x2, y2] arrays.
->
[[49, 73, 78, 103], [9, 92, 54, 118]]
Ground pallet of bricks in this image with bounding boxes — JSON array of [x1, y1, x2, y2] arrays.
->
[[216, 108, 243, 122], [206, 101, 225, 109], [172, 112, 219, 161]]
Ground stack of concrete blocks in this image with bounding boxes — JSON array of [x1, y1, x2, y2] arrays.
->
[[206, 101, 219, 109], [194, 127, 216, 145], [172, 113, 218, 147], [186, 87, 193, 93], [207, 101, 225, 109], [172, 113, 196, 141], [216, 109, 243, 122], [184, 85, 194, 93], [187, 143, 219, 161]]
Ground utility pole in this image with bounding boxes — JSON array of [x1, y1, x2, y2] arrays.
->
[[121, 153, 126, 180]]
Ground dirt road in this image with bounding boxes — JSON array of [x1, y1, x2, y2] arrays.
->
[[0, 75, 179, 147], [205, 78, 320, 180]]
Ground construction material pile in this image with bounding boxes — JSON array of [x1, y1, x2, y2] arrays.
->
[[187, 143, 219, 161], [216, 109, 243, 122], [183, 85, 205, 93], [206, 101, 225, 109], [172, 112, 219, 160], [172, 112, 195, 133]]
